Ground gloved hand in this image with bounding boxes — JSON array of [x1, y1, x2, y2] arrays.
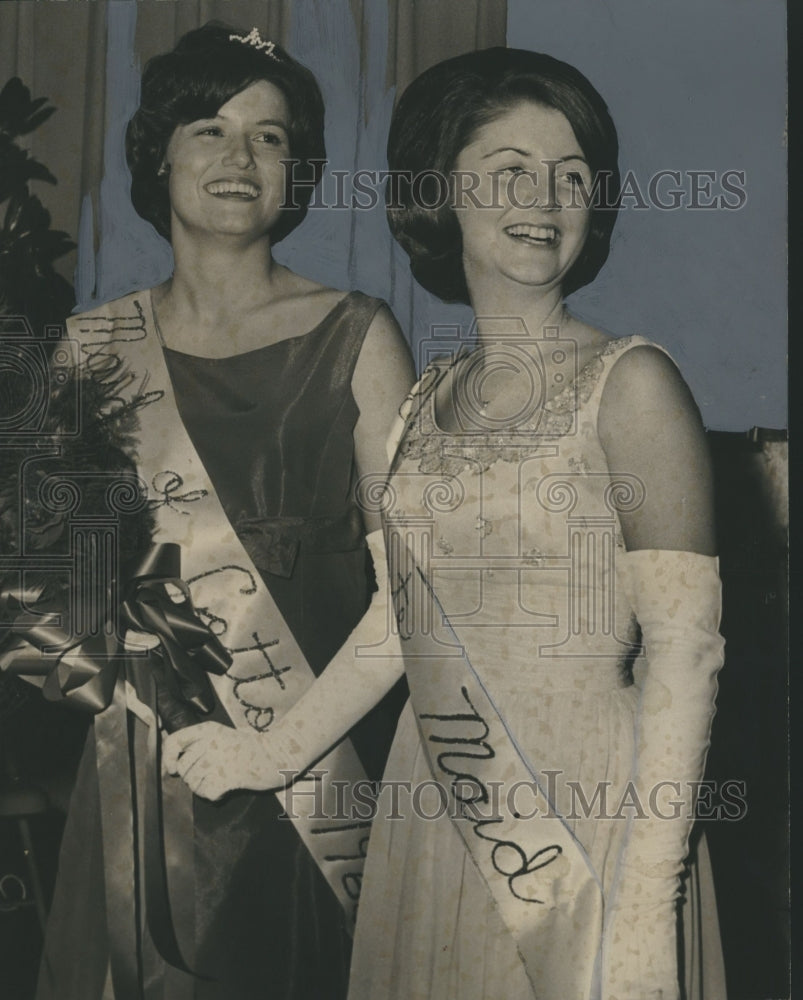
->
[[602, 549, 724, 1000], [163, 529, 404, 802], [163, 720, 292, 800]]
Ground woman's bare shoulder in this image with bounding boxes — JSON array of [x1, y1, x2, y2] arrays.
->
[[600, 341, 686, 403]]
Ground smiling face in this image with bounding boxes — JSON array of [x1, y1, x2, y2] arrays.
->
[[452, 100, 593, 298], [163, 80, 291, 243]]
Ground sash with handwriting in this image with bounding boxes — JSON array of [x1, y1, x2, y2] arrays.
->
[[68, 293, 371, 928]]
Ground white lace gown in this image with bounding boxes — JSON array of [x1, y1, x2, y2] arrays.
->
[[347, 336, 727, 1000]]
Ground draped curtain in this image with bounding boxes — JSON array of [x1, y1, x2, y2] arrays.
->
[[0, 0, 506, 360], [0, 1, 107, 279], [387, 0, 506, 96]]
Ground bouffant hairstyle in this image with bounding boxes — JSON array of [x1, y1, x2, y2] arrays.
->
[[386, 48, 620, 303], [126, 22, 326, 244]]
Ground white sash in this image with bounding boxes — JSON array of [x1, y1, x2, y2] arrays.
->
[[68, 291, 370, 925]]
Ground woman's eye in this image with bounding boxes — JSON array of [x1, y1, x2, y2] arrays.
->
[[254, 131, 285, 146], [498, 164, 525, 176], [559, 171, 587, 187], [195, 126, 223, 137]]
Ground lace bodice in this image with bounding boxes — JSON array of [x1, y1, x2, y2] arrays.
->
[[393, 335, 638, 477]]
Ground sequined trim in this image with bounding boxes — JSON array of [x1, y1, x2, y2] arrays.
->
[[398, 336, 638, 475]]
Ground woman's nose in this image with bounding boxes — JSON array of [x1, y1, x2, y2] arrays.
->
[[222, 135, 255, 169], [534, 165, 564, 211], [499, 168, 563, 211]]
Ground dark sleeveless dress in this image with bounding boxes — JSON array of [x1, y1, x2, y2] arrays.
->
[[36, 292, 405, 1000]]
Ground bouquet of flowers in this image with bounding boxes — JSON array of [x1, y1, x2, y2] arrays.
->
[[1, 76, 156, 708]]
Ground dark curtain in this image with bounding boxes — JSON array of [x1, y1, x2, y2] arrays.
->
[[387, 0, 506, 96], [0, 1, 107, 286], [705, 429, 789, 1000]]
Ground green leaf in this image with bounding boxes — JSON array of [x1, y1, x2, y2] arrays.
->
[[0, 140, 57, 201], [0, 77, 57, 139]]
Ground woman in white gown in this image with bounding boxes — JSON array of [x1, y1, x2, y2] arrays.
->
[[343, 48, 728, 1000]]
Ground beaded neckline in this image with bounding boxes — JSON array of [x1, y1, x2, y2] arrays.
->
[[395, 335, 638, 476]]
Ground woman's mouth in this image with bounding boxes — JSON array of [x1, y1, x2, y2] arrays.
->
[[504, 223, 560, 247], [205, 180, 261, 200]]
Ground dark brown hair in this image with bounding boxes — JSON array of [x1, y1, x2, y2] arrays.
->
[[126, 21, 326, 243], [387, 47, 620, 303]]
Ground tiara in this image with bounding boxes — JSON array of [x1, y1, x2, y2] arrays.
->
[[228, 28, 279, 60]]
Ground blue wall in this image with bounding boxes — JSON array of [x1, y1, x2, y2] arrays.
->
[[508, 0, 787, 430]]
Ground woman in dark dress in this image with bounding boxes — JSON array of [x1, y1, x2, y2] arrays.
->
[[35, 22, 414, 1000]]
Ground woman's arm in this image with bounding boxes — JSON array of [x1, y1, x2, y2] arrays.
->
[[164, 306, 416, 800], [597, 345, 724, 1000], [351, 304, 417, 531]]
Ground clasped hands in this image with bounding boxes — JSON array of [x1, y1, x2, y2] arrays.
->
[[162, 721, 294, 801]]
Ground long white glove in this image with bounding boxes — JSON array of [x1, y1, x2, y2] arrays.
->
[[163, 529, 405, 800], [602, 549, 725, 1000]]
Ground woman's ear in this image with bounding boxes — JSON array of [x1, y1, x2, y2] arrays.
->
[[157, 162, 170, 178]]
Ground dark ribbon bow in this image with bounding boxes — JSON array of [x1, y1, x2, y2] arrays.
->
[[0, 543, 231, 997], [120, 543, 231, 730], [0, 594, 119, 712], [1, 542, 230, 723]]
